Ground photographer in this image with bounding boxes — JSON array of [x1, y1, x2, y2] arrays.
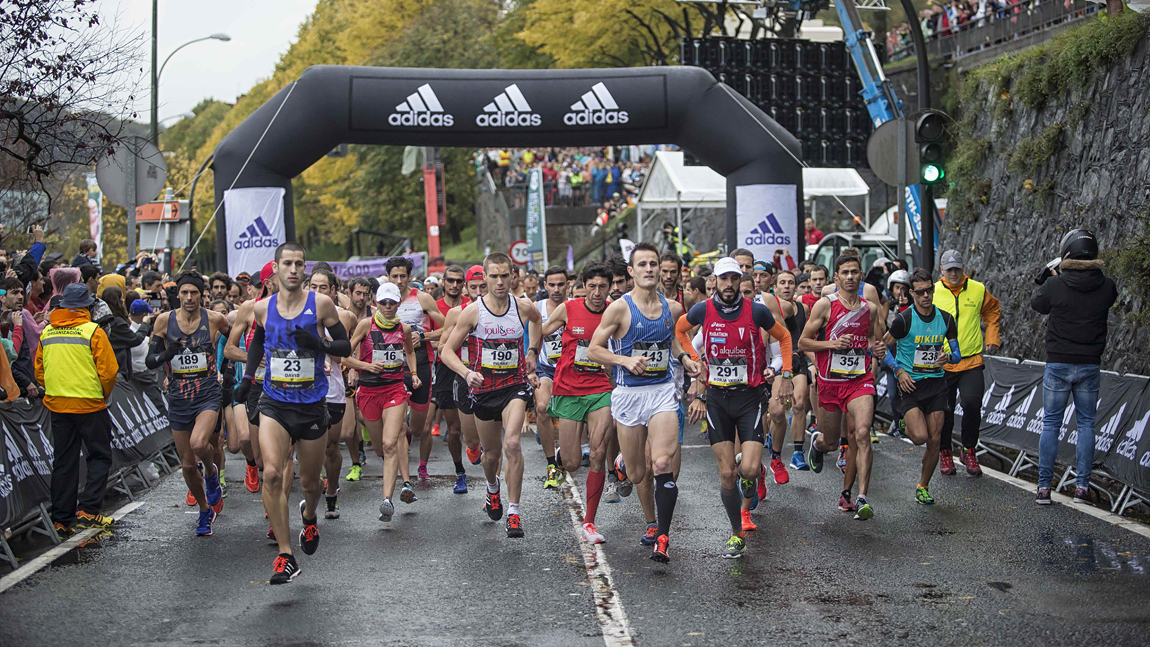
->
[[1031, 229, 1118, 505]]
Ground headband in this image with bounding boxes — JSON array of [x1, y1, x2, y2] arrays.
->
[[176, 274, 206, 293]]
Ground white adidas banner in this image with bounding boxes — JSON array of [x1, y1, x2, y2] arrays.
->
[[735, 184, 800, 267], [224, 186, 286, 277]]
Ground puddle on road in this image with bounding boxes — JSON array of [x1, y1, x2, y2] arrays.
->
[[1038, 534, 1148, 575]]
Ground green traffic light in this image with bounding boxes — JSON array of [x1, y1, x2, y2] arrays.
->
[[922, 164, 943, 183]]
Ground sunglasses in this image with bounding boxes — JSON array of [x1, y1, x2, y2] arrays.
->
[[912, 287, 935, 296], [443, 278, 463, 284]]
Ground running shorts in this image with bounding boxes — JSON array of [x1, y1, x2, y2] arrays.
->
[[705, 386, 766, 446], [326, 402, 347, 425], [469, 384, 530, 422], [431, 362, 457, 410], [535, 363, 555, 381], [245, 379, 264, 426], [892, 375, 948, 417], [168, 390, 222, 432], [357, 382, 409, 421], [817, 375, 876, 413], [548, 391, 611, 422], [405, 354, 432, 412], [257, 395, 328, 443], [453, 374, 473, 416], [610, 380, 680, 429]]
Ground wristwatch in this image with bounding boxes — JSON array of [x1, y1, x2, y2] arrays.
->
[[694, 392, 707, 403], [781, 370, 793, 380]]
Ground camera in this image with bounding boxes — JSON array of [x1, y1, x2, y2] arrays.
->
[[1035, 257, 1061, 286]]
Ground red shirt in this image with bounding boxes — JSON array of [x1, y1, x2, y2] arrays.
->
[[701, 297, 768, 389], [814, 294, 872, 383], [433, 295, 470, 363], [806, 228, 825, 245], [552, 299, 611, 396]]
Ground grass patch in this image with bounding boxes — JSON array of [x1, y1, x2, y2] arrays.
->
[[1008, 123, 1064, 176], [440, 223, 481, 262]]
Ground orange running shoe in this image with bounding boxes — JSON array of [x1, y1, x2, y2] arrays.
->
[[741, 510, 757, 532], [186, 489, 197, 506], [245, 464, 260, 493], [651, 534, 670, 563], [431, 423, 441, 437], [466, 445, 482, 465]]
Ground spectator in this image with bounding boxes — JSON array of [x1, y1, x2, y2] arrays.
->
[[49, 267, 81, 311], [0, 276, 36, 397], [806, 217, 826, 246], [99, 286, 149, 379], [37, 283, 120, 534], [127, 299, 163, 408], [83, 266, 113, 327], [209, 272, 232, 301], [70, 239, 98, 267]]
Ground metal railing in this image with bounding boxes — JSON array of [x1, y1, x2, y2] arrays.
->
[[888, 0, 1100, 62]]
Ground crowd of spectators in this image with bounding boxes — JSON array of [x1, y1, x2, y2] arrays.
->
[[475, 146, 660, 209], [886, 0, 1041, 60]]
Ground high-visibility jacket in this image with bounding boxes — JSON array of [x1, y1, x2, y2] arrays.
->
[[933, 276, 1001, 372], [35, 308, 118, 413]]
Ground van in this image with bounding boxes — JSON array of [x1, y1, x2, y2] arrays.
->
[[808, 199, 945, 271]]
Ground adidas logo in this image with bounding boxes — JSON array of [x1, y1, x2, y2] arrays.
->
[[235, 216, 280, 250], [563, 83, 629, 126], [476, 84, 540, 127], [1094, 402, 1126, 454], [1006, 386, 1037, 430], [389, 84, 454, 127], [1116, 408, 1149, 461], [743, 213, 792, 247], [986, 385, 1014, 426], [304, 308, 313, 315]]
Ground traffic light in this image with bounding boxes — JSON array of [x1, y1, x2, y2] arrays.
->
[[915, 110, 949, 185]]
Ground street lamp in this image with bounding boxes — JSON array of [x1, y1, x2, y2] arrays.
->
[[149, 13, 231, 145]]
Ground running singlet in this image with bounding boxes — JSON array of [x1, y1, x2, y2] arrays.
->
[[777, 295, 806, 364], [435, 296, 470, 365], [262, 291, 328, 403], [700, 297, 768, 389], [537, 300, 564, 369], [553, 299, 610, 396], [325, 319, 347, 404], [814, 294, 871, 384], [358, 314, 406, 388], [166, 309, 219, 400], [614, 293, 673, 388], [467, 297, 526, 393], [396, 287, 429, 352], [890, 306, 957, 381]]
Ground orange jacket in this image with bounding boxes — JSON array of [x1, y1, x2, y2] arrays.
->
[[35, 308, 118, 413]]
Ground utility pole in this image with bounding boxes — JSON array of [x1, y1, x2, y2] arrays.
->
[[150, 0, 158, 145]]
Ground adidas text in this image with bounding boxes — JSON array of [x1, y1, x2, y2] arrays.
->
[[388, 112, 454, 127], [235, 237, 280, 250], [744, 232, 791, 246], [563, 110, 629, 126], [476, 112, 541, 127]]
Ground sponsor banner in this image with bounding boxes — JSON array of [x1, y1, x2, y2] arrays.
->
[[524, 168, 545, 269], [975, 359, 1045, 453], [1101, 378, 1150, 492], [304, 254, 423, 281], [735, 184, 801, 264], [224, 187, 286, 277], [86, 172, 103, 262], [107, 378, 174, 469], [350, 75, 666, 134], [0, 402, 52, 528]]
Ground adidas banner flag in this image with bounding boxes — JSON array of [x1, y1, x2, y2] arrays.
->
[[224, 187, 286, 277], [0, 401, 52, 529], [735, 184, 800, 266]]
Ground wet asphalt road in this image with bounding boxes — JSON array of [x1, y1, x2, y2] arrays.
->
[[2, 421, 1149, 647]]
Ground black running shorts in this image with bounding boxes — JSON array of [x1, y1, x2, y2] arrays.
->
[[431, 362, 457, 410], [892, 375, 949, 418], [706, 385, 766, 446], [245, 379, 264, 426], [453, 373, 473, 416], [404, 348, 433, 409], [326, 402, 347, 426], [469, 383, 531, 422], [258, 395, 329, 443]]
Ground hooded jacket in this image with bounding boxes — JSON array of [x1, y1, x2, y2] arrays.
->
[[34, 307, 118, 413], [1030, 259, 1118, 365]]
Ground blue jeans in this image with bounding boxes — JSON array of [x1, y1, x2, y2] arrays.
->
[[1038, 363, 1100, 488]]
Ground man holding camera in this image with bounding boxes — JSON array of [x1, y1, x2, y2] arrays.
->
[[1031, 230, 1117, 505]]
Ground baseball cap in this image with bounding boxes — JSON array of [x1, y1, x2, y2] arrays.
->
[[425, 276, 440, 285], [376, 282, 401, 303], [260, 261, 275, 284], [130, 299, 153, 314], [713, 257, 743, 277], [940, 250, 963, 270], [752, 260, 773, 272], [465, 265, 485, 282], [235, 272, 251, 285]]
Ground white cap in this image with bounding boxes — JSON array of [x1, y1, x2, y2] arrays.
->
[[713, 257, 743, 277], [376, 282, 401, 303], [425, 276, 440, 285]]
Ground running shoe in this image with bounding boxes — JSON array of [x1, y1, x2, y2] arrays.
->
[[204, 465, 223, 512], [325, 494, 340, 519], [756, 464, 768, 500], [915, 486, 935, 505], [770, 457, 790, 485], [809, 432, 824, 473], [195, 508, 216, 536], [738, 473, 757, 500], [220, 472, 228, 498], [454, 472, 468, 494], [964, 449, 982, 476], [650, 534, 670, 563], [640, 523, 659, 546], [346, 464, 363, 482], [75, 511, 114, 530], [299, 500, 320, 555], [379, 498, 394, 522], [723, 534, 746, 559], [838, 491, 856, 512], [939, 449, 956, 476], [1035, 487, 1052, 505], [618, 475, 633, 498], [741, 510, 757, 532], [466, 445, 482, 465], [186, 489, 197, 506], [582, 522, 605, 544], [399, 482, 417, 504], [245, 463, 260, 492], [836, 442, 848, 473], [270, 553, 300, 585], [790, 448, 810, 471], [870, 427, 879, 444], [854, 496, 874, 521], [418, 462, 429, 481], [432, 423, 441, 437], [267, 525, 276, 541], [485, 490, 503, 520], [1073, 486, 1090, 504], [506, 513, 524, 538], [613, 454, 628, 482], [581, 451, 590, 468], [603, 481, 621, 504], [358, 448, 367, 465], [544, 464, 564, 489], [53, 522, 74, 538]]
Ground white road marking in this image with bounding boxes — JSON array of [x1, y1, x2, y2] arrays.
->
[[0, 501, 145, 594], [561, 476, 635, 647]]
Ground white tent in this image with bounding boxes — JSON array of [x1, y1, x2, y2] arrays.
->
[[634, 150, 871, 245]]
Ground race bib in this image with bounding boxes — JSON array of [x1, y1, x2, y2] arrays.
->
[[269, 349, 316, 389], [459, 346, 469, 363], [372, 343, 405, 372], [631, 341, 669, 376], [480, 340, 519, 376], [828, 347, 866, 379], [172, 350, 208, 378], [574, 339, 602, 373], [913, 344, 944, 374], [543, 332, 563, 362], [708, 358, 748, 388]]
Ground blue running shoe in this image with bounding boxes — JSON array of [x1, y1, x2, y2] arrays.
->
[[640, 523, 659, 546], [453, 472, 468, 494], [195, 508, 216, 536], [790, 448, 810, 471], [204, 464, 223, 508]]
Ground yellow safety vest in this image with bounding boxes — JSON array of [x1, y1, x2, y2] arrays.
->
[[40, 321, 103, 399], [933, 278, 986, 359]]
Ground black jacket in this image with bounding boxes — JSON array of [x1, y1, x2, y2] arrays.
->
[[105, 317, 149, 378], [1031, 259, 1118, 365]]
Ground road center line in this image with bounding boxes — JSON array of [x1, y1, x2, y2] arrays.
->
[[561, 477, 635, 647]]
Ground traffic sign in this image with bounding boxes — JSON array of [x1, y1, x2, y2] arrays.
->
[[509, 240, 530, 265], [95, 136, 167, 209], [866, 118, 918, 187], [135, 201, 187, 222]]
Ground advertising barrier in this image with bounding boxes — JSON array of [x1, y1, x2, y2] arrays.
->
[[304, 254, 424, 281]]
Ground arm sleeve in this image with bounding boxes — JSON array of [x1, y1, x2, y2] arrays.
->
[[943, 311, 962, 363], [769, 342, 783, 372], [675, 314, 700, 362], [685, 301, 707, 327], [888, 310, 910, 340], [145, 336, 171, 370], [324, 320, 351, 358], [883, 348, 899, 372], [244, 326, 265, 379], [982, 288, 1001, 346]]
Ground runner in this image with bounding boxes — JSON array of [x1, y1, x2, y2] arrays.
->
[[752, 260, 776, 304], [342, 277, 374, 482], [765, 270, 813, 478], [731, 248, 756, 275], [882, 268, 960, 504], [440, 253, 542, 538], [799, 252, 887, 520], [535, 267, 568, 490], [233, 243, 353, 584], [587, 242, 700, 563], [658, 252, 685, 310], [541, 262, 616, 544], [430, 265, 472, 494], [445, 265, 488, 469], [346, 282, 421, 523], [678, 257, 793, 558], [145, 272, 230, 536]]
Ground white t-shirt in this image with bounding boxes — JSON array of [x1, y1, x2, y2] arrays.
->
[[129, 320, 149, 374]]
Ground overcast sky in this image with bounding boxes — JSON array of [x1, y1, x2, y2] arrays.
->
[[93, 0, 317, 125]]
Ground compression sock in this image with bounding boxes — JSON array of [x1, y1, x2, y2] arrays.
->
[[453, 460, 465, 474], [246, 459, 256, 467], [771, 449, 781, 460], [720, 486, 743, 534], [584, 470, 606, 525], [654, 472, 678, 536], [794, 441, 804, 453], [546, 454, 556, 467]]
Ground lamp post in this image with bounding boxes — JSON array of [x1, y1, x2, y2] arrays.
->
[[150, 3, 230, 145]]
